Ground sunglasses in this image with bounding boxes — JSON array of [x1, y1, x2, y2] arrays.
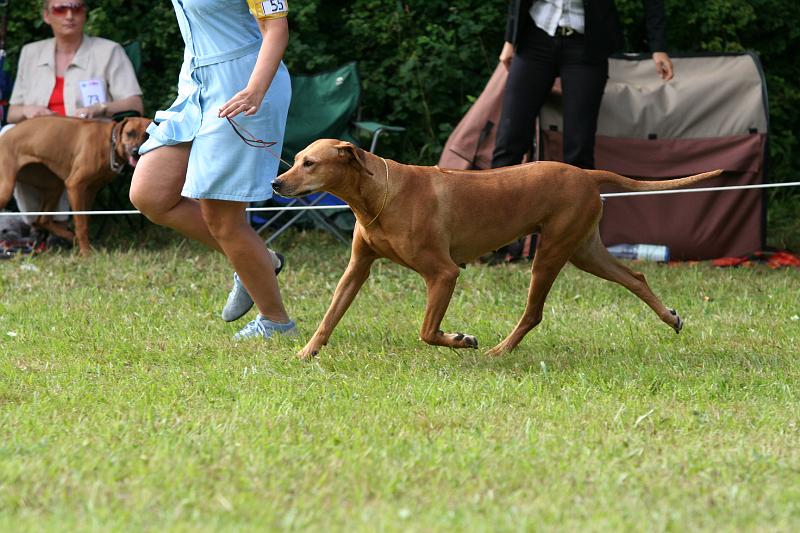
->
[[226, 117, 277, 149], [49, 3, 86, 16], [226, 117, 292, 168]]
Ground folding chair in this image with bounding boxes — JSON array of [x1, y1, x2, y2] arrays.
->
[[255, 62, 404, 244]]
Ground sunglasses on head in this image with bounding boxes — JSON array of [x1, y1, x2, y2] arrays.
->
[[49, 3, 86, 16]]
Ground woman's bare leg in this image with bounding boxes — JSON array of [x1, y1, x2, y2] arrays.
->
[[129, 144, 222, 252], [199, 199, 289, 323]]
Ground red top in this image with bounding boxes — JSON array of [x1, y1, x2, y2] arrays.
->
[[47, 76, 66, 116]]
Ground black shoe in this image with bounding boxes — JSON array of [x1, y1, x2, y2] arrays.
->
[[45, 234, 73, 251]]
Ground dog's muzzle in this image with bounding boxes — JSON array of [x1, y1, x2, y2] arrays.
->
[[272, 178, 287, 195]]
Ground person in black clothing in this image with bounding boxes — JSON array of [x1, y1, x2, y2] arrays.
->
[[485, 0, 672, 264], [492, 0, 673, 171]]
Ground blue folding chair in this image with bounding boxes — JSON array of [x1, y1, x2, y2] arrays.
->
[[255, 62, 404, 244]]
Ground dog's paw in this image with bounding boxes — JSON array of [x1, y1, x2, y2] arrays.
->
[[453, 332, 478, 349], [485, 344, 509, 358], [669, 309, 683, 334], [296, 345, 320, 360]]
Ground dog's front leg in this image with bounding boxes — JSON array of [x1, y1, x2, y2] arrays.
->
[[419, 264, 478, 350], [298, 234, 377, 359]]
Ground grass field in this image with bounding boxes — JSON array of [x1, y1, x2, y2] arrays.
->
[[1, 227, 799, 532]]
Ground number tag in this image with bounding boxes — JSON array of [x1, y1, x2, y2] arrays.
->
[[79, 79, 107, 107], [261, 0, 287, 15]]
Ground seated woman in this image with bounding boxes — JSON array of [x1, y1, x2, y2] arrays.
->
[[4, 0, 143, 232]]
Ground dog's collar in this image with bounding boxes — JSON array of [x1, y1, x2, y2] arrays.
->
[[109, 120, 125, 174], [363, 157, 389, 228]]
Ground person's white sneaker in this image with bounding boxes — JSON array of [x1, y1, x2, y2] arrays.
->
[[221, 251, 283, 322], [233, 315, 297, 341]]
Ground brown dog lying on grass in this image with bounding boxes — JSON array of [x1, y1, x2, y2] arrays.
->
[[0, 115, 151, 255], [273, 139, 722, 359]]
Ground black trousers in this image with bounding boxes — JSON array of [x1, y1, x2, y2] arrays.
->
[[492, 25, 609, 169]]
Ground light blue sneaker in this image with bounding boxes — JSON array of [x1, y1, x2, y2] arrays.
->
[[221, 251, 284, 322], [233, 315, 297, 341]]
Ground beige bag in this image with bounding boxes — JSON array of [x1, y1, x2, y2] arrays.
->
[[438, 63, 508, 170]]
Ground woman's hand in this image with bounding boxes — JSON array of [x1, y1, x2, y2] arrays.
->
[[499, 42, 515, 69], [24, 106, 56, 119], [218, 86, 265, 118], [652, 52, 674, 81], [74, 102, 108, 119]]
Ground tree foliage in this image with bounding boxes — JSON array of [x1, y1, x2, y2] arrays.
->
[[3, 0, 798, 184]]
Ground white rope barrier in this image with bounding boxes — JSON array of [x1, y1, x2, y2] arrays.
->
[[0, 181, 798, 217], [0, 204, 351, 217], [601, 181, 800, 198]]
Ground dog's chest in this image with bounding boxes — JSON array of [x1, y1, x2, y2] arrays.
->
[[362, 229, 413, 265]]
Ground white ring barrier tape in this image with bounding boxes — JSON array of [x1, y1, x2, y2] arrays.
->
[[0, 204, 351, 217], [601, 181, 800, 198], [0, 181, 798, 217]]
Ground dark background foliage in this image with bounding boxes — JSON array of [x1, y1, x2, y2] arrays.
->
[[2, 0, 798, 245]]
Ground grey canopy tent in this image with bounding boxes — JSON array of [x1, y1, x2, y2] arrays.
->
[[440, 52, 769, 260]]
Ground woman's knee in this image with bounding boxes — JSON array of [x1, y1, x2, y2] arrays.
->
[[129, 146, 190, 221], [129, 181, 157, 219], [129, 180, 177, 223], [201, 204, 249, 241]]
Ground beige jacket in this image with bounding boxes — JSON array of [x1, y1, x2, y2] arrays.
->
[[9, 35, 142, 117]]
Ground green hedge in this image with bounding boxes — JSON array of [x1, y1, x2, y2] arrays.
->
[[3, 0, 798, 182]]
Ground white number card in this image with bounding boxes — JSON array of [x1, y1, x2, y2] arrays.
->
[[79, 79, 108, 107], [261, 0, 287, 15]]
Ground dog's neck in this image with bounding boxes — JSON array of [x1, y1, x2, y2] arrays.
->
[[348, 155, 391, 229]]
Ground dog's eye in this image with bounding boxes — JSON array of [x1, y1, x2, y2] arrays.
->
[[303, 160, 314, 168]]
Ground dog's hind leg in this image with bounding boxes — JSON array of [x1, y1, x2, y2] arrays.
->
[[485, 237, 575, 357], [418, 258, 478, 350], [568, 229, 682, 333], [0, 156, 19, 209]]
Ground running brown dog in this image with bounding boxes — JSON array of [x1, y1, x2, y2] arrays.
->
[[0, 115, 151, 255], [273, 139, 722, 359]]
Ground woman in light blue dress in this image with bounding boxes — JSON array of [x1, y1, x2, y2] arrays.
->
[[130, 0, 295, 341]]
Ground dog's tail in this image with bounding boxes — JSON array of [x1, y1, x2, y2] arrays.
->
[[589, 168, 723, 192]]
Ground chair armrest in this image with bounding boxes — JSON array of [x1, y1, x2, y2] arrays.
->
[[353, 121, 406, 135], [353, 121, 405, 152]]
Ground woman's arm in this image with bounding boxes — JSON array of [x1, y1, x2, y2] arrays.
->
[[6, 44, 55, 123], [105, 94, 145, 116], [6, 104, 55, 123], [218, 16, 289, 118], [74, 94, 144, 119], [643, 0, 673, 80]]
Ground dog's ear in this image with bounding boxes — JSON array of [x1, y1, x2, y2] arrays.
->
[[113, 118, 129, 157], [334, 142, 374, 176]]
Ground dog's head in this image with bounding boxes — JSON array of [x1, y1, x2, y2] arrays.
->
[[113, 117, 152, 168], [273, 139, 373, 198]]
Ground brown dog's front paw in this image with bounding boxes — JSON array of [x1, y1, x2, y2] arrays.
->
[[296, 344, 320, 360]]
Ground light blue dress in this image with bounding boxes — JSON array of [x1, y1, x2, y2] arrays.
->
[[139, 0, 291, 202]]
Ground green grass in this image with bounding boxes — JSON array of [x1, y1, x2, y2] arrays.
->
[[1, 227, 799, 532]]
